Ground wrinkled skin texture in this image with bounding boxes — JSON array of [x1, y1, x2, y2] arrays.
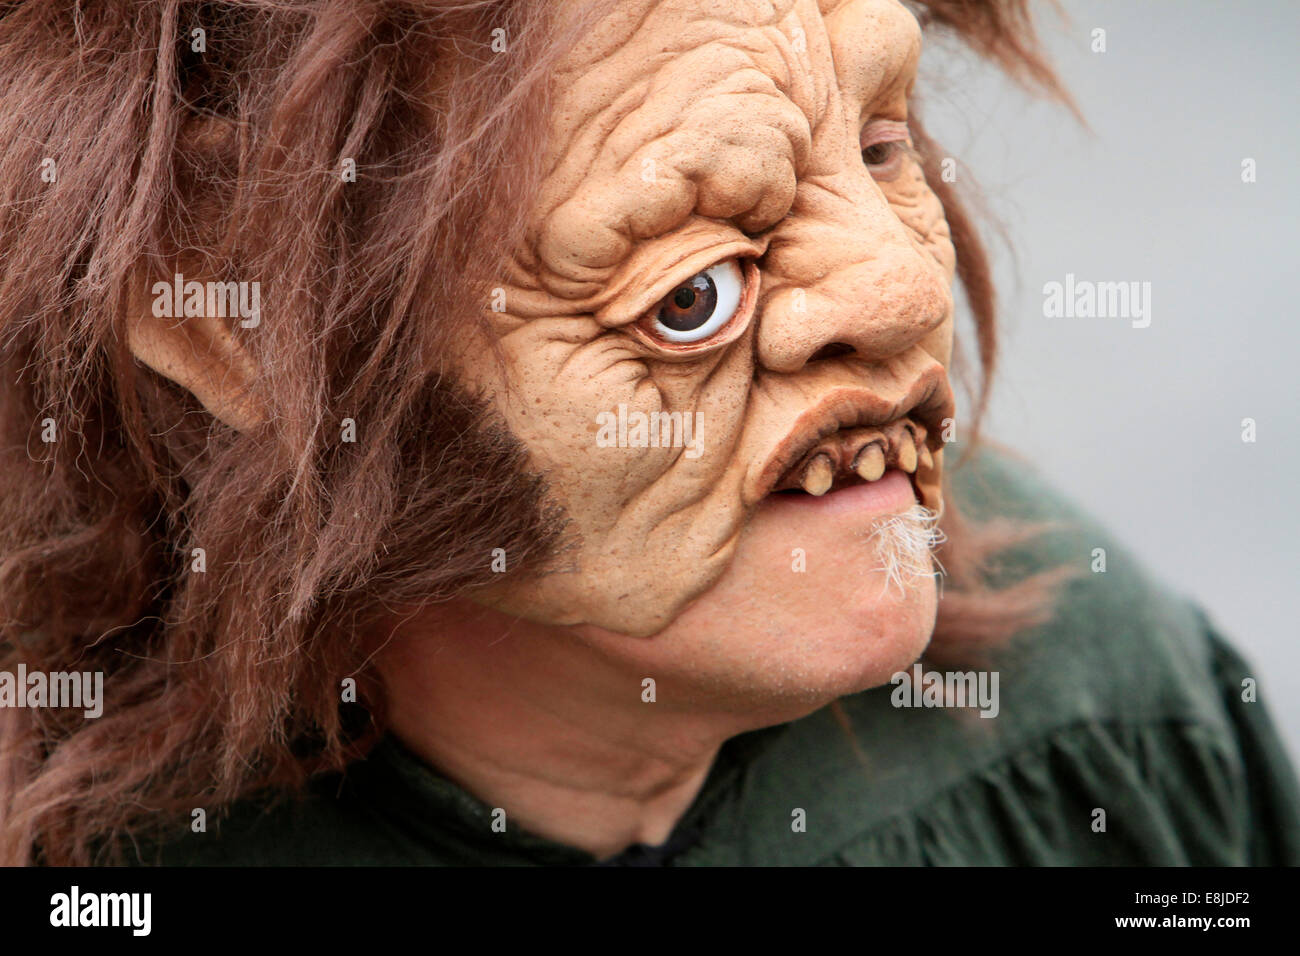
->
[[460, 0, 957, 700], [115, 0, 966, 852]]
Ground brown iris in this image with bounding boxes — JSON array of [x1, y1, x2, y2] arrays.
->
[[656, 272, 718, 333]]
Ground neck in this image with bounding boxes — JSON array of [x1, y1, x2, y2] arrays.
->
[[372, 599, 760, 861]]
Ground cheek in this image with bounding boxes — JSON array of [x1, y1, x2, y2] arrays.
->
[[884, 178, 955, 368], [883, 168, 955, 276], [919, 310, 954, 370], [460, 316, 759, 633], [482, 315, 755, 530], [478, 323, 671, 512]]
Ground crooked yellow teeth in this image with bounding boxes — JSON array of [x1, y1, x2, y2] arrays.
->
[[801, 453, 835, 496], [853, 442, 886, 482], [898, 432, 918, 474]]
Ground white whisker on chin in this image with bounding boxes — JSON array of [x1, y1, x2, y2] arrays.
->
[[863, 504, 946, 596]]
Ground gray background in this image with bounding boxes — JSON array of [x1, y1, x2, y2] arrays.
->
[[920, 0, 1300, 759]]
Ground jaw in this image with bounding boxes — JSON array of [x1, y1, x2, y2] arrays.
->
[[569, 484, 943, 717]]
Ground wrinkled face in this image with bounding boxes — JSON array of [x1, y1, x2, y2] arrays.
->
[[459, 0, 958, 707]]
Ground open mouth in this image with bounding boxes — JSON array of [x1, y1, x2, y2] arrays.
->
[[769, 418, 930, 501], [746, 362, 956, 514]]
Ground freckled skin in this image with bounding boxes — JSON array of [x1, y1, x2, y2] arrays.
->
[[461, 0, 958, 708]]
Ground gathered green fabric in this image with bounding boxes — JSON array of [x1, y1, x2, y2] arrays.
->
[[140, 444, 1300, 866]]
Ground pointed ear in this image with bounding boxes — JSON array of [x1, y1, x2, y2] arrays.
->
[[125, 112, 265, 432], [125, 267, 264, 432]]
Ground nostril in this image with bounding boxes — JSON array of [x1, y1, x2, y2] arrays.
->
[[809, 342, 855, 362]]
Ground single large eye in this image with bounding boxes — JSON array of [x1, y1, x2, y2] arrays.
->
[[647, 259, 744, 344]]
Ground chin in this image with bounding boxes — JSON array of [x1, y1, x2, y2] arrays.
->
[[805, 573, 939, 698], [739, 571, 937, 711], [624, 502, 941, 719]]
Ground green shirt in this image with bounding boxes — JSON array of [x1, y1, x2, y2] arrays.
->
[[141, 445, 1300, 865]]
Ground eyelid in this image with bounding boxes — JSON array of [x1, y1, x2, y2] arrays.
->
[[593, 236, 767, 329], [860, 118, 921, 183], [859, 118, 911, 151], [625, 258, 761, 359]]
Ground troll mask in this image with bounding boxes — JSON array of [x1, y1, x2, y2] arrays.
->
[[461, 0, 956, 675], [129, 0, 958, 701]]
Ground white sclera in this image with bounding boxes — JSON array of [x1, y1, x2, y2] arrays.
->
[[652, 259, 744, 344]]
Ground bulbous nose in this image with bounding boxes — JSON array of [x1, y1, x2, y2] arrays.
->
[[754, 168, 952, 373]]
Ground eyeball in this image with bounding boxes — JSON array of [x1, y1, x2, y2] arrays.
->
[[646, 259, 744, 344], [859, 119, 911, 182], [861, 140, 899, 166]]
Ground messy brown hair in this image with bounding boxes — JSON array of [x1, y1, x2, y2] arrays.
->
[[0, 0, 1072, 865]]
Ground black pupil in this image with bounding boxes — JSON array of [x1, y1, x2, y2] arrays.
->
[[659, 273, 717, 333]]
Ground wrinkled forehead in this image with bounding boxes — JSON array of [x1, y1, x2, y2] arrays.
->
[[529, 0, 922, 287], [549, 0, 922, 124]]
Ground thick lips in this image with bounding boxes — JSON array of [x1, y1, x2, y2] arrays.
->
[[747, 364, 956, 511]]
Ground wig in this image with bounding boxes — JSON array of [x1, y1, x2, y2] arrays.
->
[[0, 0, 1073, 864]]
